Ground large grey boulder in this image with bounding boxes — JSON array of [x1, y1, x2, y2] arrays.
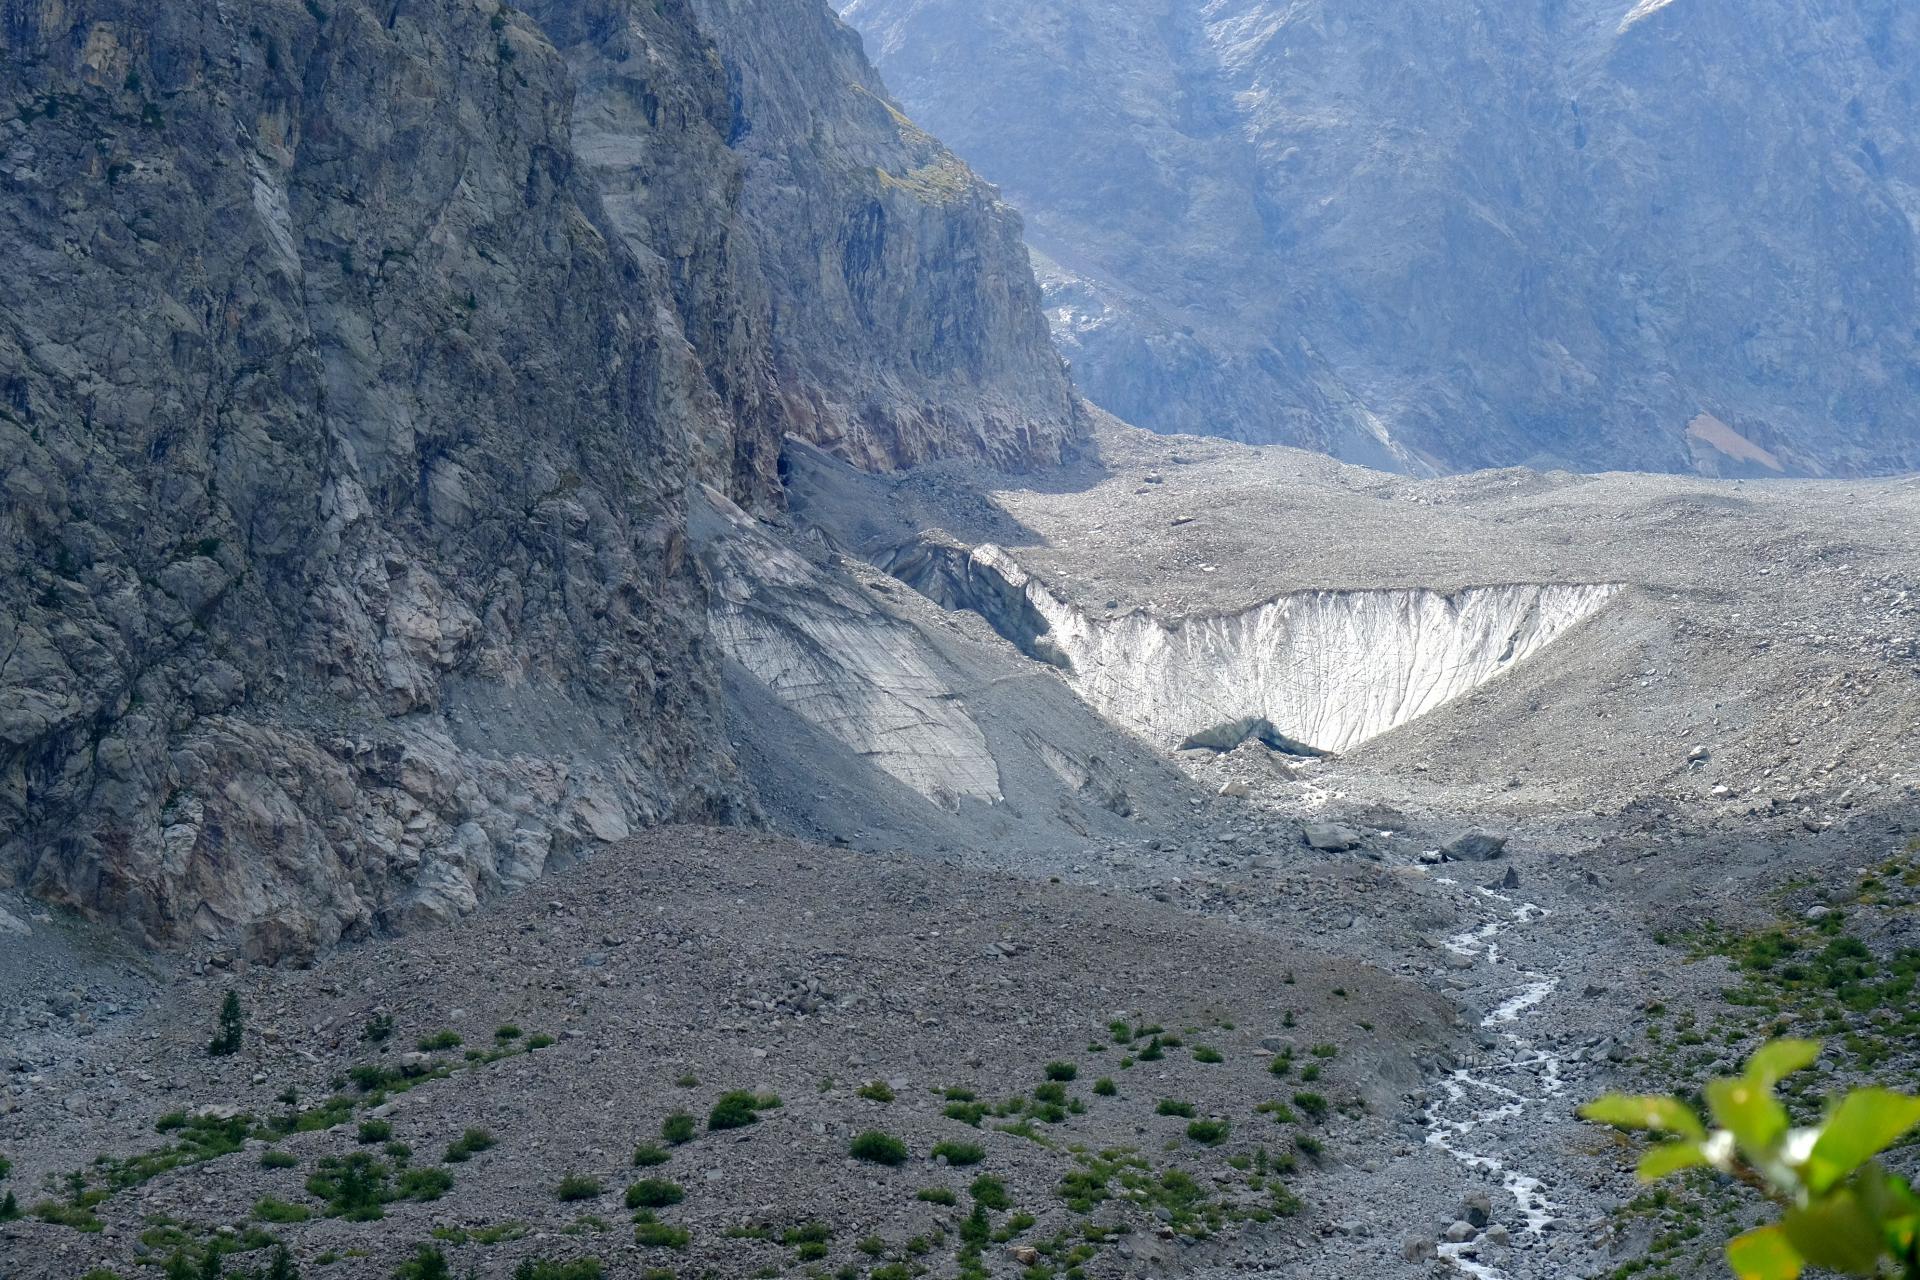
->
[[1302, 823, 1362, 852], [1444, 832, 1510, 862]]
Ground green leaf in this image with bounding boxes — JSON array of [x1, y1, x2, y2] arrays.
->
[[1579, 1094, 1707, 1141], [1780, 1189, 1884, 1275], [1725, 1224, 1802, 1280], [1707, 1076, 1788, 1155], [1803, 1088, 1920, 1195], [1854, 1164, 1920, 1259], [1744, 1039, 1820, 1089], [1637, 1141, 1707, 1180]]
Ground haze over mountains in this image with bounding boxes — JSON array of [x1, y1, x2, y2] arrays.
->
[[843, 0, 1920, 477]]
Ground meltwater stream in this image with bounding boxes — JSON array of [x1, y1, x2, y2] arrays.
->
[[1426, 886, 1568, 1279]]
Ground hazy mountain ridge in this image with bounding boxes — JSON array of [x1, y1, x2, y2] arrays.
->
[[844, 0, 1920, 476]]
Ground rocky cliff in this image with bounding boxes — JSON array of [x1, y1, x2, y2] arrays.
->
[[0, 0, 1076, 956], [528, 0, 1083, 475], [843, 0, 1920, 476]]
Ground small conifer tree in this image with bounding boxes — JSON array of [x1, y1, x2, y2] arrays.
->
[[208, 989, 244, 1056]]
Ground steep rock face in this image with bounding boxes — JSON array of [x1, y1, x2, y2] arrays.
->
[[0, 0, 757, 956], [0, 0, 1072, 957], [690, 0, 1083, 472], [843, 0, 1920, 476], [531, 0, 1084, 477]]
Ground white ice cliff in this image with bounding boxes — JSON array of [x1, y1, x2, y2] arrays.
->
[[887, 542, 1621, 754]]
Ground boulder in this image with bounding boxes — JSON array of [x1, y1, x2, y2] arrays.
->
[[1302, 823, 1361, 852], [1444, 831, 1508, 861]]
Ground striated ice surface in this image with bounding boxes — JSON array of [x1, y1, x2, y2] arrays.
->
[[964, 546, 1620, 753]]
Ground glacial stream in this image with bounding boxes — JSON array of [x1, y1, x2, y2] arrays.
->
[[1426, 886, 1568, 1279]]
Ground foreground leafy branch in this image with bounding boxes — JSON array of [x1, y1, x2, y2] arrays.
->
[[1582, 1038, 1920, 1278]]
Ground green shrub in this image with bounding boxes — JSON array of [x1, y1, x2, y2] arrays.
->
[[634, 1219, 690, 1249], [444, 1127, 496, 1163], [969, 1175, 1010, 1210], [358, 1120, 392, 1144], [306, 1152, 392, 1220], [512, 1261, 603, 1280], [1092, 1078, 1117, 1097], [1044, 1062, 1077, 1082], [917, 1187, 957, 1206], [631, 1144, 670, 1167], [662, 1112, 697, 1145], [943, 1101, 988, 1127], [1268, 1054, 1292, 1077], [362, 1013, 395, 1044], [1582, 1037, 1920, 1280], [0, 1191, 15, 1222], [261, 1150, 299, 1170], [932, 1140, 985, 1166], [397, 1167, 453, 1201], [625, 1179, 684, 1209], [1310, 1043, 1338, 1059], [254, 1196, 310, 1223], [708, 1091, 762, 1131], [858, 1081, 895, 1103], [555, 1173, 603, 1202], [1155, 1099, 1195, 1118], [495, 1025, 523, 1041], [416, 1030, 461, 1052], [1291, 1092, 1328, 1121], [1032, 1081, 1067, 1107], [1108, 1021, 1134, 1042], [850, 1131, 909, 1166], [1192, 1045, 1224, 1064], [34, 1198, 102, 1232], [393, 1244, 452, 1280], [1137, 1037, 1165, 1062], [526, 1033, 556, 1049], [1186, 1119, 1230, 1146]]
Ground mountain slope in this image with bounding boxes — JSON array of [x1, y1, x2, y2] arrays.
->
[[842, 0, 1920, 475], [0, 0, 1077, 956]]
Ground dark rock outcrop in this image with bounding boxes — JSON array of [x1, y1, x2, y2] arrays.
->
[[529, 0, 1084, 476], [844, 0, 1920, 476], [0, 0, 1075, 955]]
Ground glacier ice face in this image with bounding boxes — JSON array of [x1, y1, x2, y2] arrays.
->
[[890, 542, 1620, 754]]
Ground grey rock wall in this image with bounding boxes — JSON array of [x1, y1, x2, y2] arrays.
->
[[0, 0, 1076, 956]]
